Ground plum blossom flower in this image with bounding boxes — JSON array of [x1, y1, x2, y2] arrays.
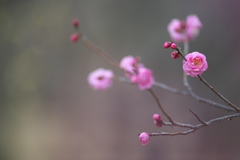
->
[[137, 67, 155, 90], [185, 15, 202, 41], [183, 52, 208, 77], [168, 19, 185, 42], [120, 55, 139, 74], [88, 68, 114, 90], [167, 14, 202, 42], [139, 132, 150, 146], [120, 56, 154, 90]]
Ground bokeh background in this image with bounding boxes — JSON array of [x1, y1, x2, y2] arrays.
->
[[1, 0, 240, 160]]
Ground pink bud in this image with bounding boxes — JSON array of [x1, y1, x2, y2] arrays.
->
[[70, 33, 80, 43], [163, 41, 172, 48], [139, 132, 150, 146], [170, 43, 177, 49], [72, 19, 79, 28], [171, 51, 180, 59], [153, 114, 163, 127]]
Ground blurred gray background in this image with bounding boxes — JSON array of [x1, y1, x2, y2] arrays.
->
[[1, 0, 240, 160]]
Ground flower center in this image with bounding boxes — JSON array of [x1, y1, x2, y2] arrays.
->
[[175, 21, 186, 33], [98, 76, 104, 80], [192, 57, 202, 66]]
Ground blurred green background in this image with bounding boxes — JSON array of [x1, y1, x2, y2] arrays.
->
[[1, 0, 240, 160]]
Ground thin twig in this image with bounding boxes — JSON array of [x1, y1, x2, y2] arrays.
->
[[148, 89, 174, 124], [189, 109, 207, 126], [150, 112, 240, 136], [80, 34, 120, 68], [198, 75, 240, 111]]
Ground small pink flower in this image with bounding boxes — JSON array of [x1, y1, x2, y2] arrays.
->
[[139, 132, 150, 146], [70, 33, 80, 42], [137, 67, 154, 90], [153, 114, 163, 127], [120, 56, 139, 74], [183, 52, 208, 77], [185, 15, 202, 41], [88, 68, 114, 90]]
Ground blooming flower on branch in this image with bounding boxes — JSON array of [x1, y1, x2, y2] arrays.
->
[[120, 56, 154, 90], [139, 132, 150, 146], [167, 14, 202, 42], [185, 15, 202, 41], [183, 52, 208, 77], [120, 55, 139, 74], [88, 68, 114, 90], [137, 67, 154, 90]]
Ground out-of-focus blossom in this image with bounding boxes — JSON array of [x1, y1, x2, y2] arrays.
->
[[168, 19, 185, 42], [120, 56, 139, 74], [88, 68, 114, 90], [139, 132, 150, 146], [167, 15, 202, 42], [137, 67, 154, 90], [72, 19, 79, 28], [185, 15, 202, 41], [70, 33, 80, 42], [183, 52, 208, 77]]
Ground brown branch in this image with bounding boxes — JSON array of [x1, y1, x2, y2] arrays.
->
[[148, 88, 174, 124], [198, 75, 240, 112], [150, 112, 240, 136]]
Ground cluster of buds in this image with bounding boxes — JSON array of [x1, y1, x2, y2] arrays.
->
[[163, 41, 180, 59], [70, 19, 80, 43], [139, 113, 163, 145]]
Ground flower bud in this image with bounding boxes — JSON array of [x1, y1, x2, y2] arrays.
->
[[72, 19, 79, 28], [139, 132, 150, 146], [170, 43, 178, 49], [163, 41, 172, 48], [153, 114, 163, 127], [70, 33, 80, 43], [171, 51, 180, 59]]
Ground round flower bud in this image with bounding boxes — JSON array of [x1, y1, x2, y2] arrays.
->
[[171, 51, 180, 59], [139, 132, 150, 146], [163, 42, 172, 48]]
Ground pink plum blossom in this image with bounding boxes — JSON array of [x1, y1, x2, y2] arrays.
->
[[119, 55, 139, 74], [139, 132, 150, 146], [167, 19, 185, 42], [167, 15, 202, 42], [88, 68, 114, 90], [185, 15, 202, 41], [137, 67, 154, 90], [183, 52, 208, 77]]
